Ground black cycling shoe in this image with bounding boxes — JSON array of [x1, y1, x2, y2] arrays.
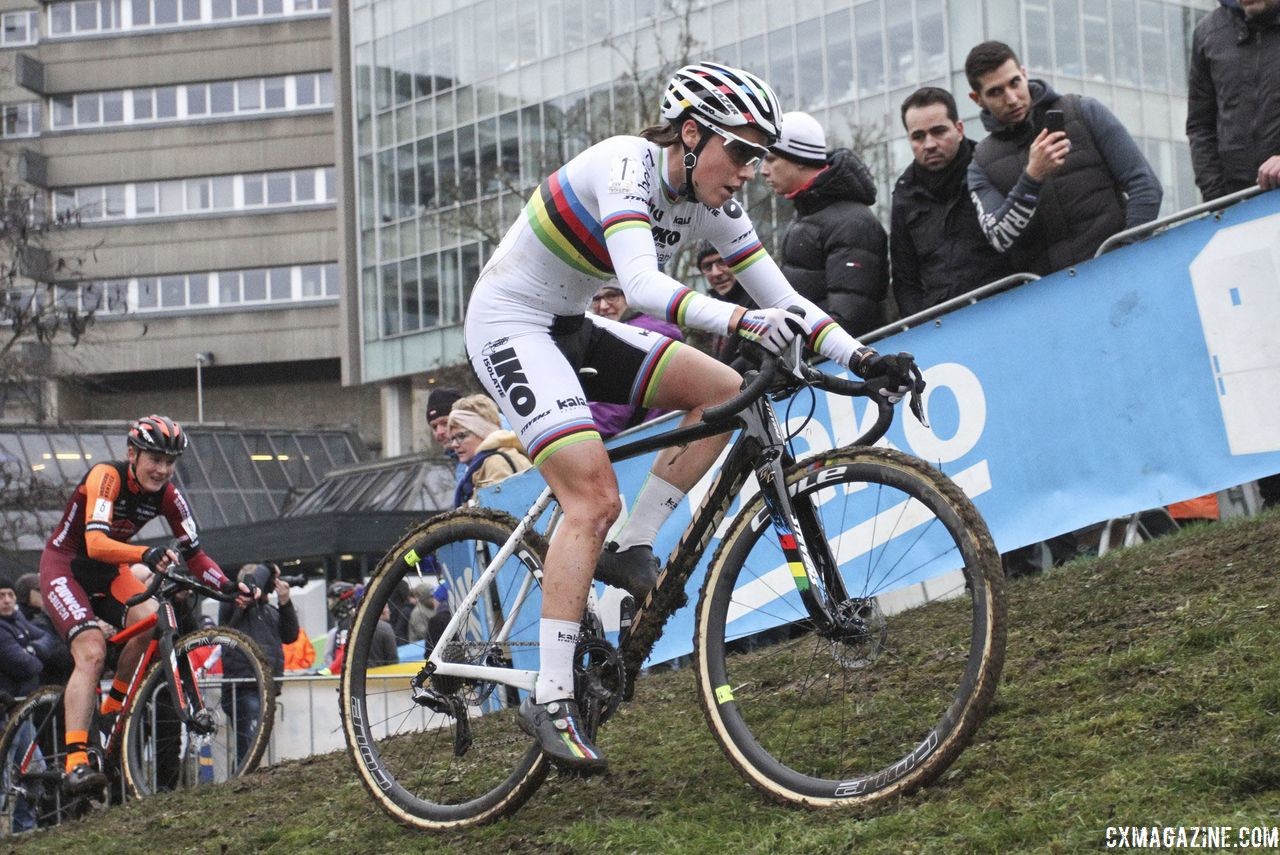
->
[[593, 542, 660, 600], [63, 763, 107, 795], [517, 696, 608, 774]]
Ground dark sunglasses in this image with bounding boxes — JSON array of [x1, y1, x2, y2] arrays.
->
[[694, 116, 770, 168]]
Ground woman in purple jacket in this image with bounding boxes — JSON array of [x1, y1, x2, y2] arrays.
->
[[586, 284, 685, 438]]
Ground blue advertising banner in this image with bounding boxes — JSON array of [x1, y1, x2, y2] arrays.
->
[[476, 190, 1280, 665]]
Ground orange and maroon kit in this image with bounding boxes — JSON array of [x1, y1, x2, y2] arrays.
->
[[39, 461, 229, 641]]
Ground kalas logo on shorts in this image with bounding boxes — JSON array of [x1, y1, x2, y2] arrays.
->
[[556, 396, 587, 410]]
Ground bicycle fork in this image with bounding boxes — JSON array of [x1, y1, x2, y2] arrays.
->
[[154, 603, 215, 735], [745, 399, 847, 638]]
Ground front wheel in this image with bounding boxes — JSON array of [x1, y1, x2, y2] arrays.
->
[[695, 446, 1005, 808], [121, 626, 275, 797], [0, 687, 72, 833]]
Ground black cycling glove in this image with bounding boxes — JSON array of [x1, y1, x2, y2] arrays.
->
[[853, 348, 928, 423], [140, 545, 169, 570]]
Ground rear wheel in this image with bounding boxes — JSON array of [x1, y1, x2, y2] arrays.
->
[[121, 626, 274, 797], [341, 509, 550, 831], [695, 446, 1005, 808]]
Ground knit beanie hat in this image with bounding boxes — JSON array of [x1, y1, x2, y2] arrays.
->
[[426, 388, 462, 422], [770, 111, 829, 167]]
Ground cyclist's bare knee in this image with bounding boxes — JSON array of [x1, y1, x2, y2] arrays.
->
[[125, 596, 158, 627], [559, 490, 622, 541], [129, 562, 152, 584], [70, 628, 106, 672]]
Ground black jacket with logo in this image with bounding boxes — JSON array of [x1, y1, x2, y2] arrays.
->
[[890, 138, 1013, 317]]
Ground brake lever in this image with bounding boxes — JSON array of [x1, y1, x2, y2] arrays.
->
[[907, 365, 929, 428]]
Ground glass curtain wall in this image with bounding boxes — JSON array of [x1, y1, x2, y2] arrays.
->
[[351, 0, 1212, 382]]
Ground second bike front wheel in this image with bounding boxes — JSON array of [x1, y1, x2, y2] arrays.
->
[[695, 446, 1006, 809], [122, 626, 275, 797], [0, 687, 71, 833]]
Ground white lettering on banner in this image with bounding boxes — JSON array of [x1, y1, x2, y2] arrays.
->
[[827, 392, 899, 451], [1188, 212, 1280, 455], [902, 363, 987, 464], [825, 363, 986, 464]]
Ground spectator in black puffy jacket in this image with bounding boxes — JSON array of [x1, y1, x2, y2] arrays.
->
[[891, 87, 1012, 318], [761, 111, 887, 336], [1186, 0, 1280, 201]]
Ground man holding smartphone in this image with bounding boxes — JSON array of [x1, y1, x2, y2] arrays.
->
[[962, 41, 1162, 276]]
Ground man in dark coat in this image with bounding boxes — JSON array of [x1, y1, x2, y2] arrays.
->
[[1186, 0, 1280, 201], [891, 87, 1012, 318], [0, 577, 56, 699], [1185, 0, 1280, 510], [761, 111, 887, 336], [964, 41, 1162, 276], [696, 243, 757, 371], [219, 563, 299, 764]]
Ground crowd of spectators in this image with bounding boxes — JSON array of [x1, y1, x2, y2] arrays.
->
[[406, 23, 1279, 574]]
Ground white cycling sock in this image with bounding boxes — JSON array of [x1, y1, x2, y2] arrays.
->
[[612, 473, 685, 551], [534, 618, 580, 703]]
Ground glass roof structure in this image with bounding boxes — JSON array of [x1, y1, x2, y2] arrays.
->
[[284, 452, 456, 516], [0, 423, 368, 548]]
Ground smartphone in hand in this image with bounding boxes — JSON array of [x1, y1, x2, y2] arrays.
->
[[1044, 109, 1066, 135]]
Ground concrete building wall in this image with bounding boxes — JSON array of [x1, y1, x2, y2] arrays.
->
[[51, 358, 382, 448], [45, 207, 338, 281], [0, 4, 365, 443]]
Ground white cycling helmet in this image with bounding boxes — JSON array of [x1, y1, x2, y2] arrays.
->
[[660, 62, 782, 145]]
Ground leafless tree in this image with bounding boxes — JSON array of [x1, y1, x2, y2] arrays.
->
[[0, 158, 102, 360]]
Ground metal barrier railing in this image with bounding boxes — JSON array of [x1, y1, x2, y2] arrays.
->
[[1095, 185, 1264, 258], [860, 272, 1041, 343]]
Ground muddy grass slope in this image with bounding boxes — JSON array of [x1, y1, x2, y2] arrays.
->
[[12, 510, 1280, 854]]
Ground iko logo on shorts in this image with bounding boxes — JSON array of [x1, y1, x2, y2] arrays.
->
[[483, 346, 538, 416]]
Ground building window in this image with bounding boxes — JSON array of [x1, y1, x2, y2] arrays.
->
[[0, 10, 39, 46], [53, 167, 335, 223], [46, 0, 327, 37], [0, 102, 41, 138], [47, 72, 334, 131], [72, 262, 339, 316]]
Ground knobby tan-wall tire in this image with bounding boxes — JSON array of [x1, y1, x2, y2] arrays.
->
[[695, 446, 1006, 810], [122, 626, 274, 798]]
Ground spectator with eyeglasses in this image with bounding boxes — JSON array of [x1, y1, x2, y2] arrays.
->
[[447, 394, 533, 508], [694, 243, 757, 371], [586, 284, 686, 438]]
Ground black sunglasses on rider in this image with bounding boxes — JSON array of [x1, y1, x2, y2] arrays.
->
[[693, 116, 770, 168]]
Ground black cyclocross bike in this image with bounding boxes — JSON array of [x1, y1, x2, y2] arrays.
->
[[341, 343, 1006, 830], [0, 557, 273, 833]]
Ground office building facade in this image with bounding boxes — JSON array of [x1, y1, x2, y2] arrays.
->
[[0, 0, 382, 445]]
